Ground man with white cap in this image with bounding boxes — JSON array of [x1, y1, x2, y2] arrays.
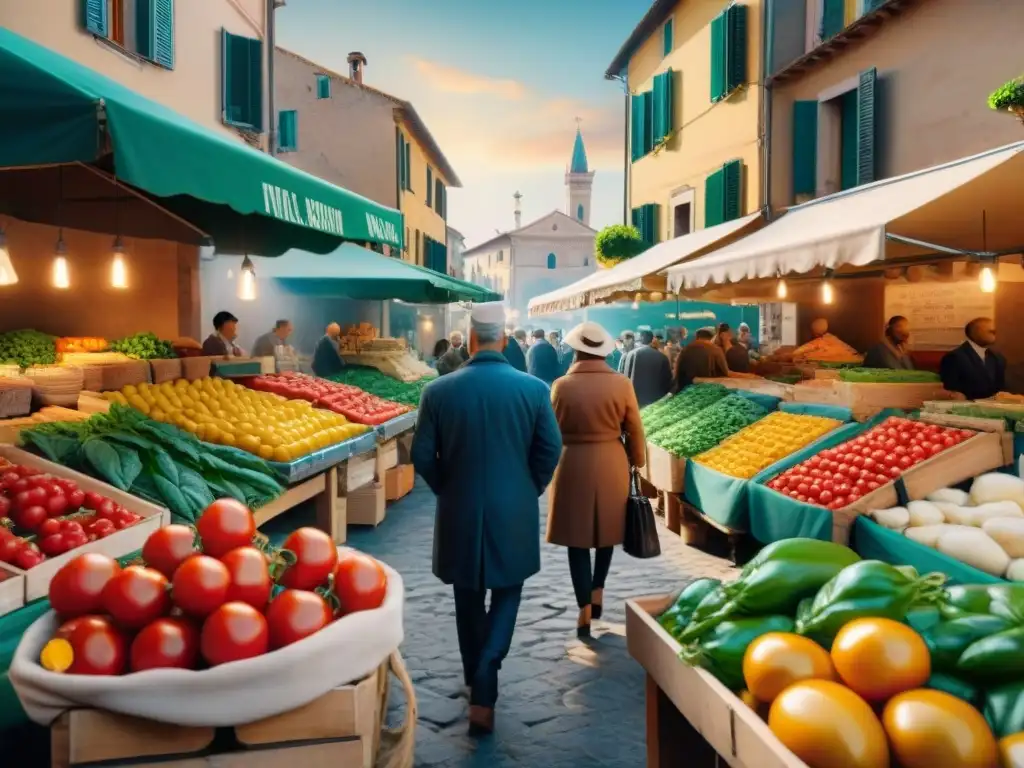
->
[[411, 301, 562, 735]]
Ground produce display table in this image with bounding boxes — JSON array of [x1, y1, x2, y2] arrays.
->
[[375, 411, 417, 441], [626, 595, 802, 768]]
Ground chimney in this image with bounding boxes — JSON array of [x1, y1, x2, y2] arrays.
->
[[513, 191, 522, 229], [347, 51, 367, 84]]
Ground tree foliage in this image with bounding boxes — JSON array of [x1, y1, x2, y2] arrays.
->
[[595, 224, 650, 267], [988, 76, 1024, 116]]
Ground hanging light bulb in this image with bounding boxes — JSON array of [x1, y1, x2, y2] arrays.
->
[[821, 280, 834, 305], [979, 264, 997, 294], [110, 237, 128, 289], [631, 291, 641, 310], [0, 229, 17, 286], [776, 278, 787, 299], [52, 234, 70, 289], [237, 255, 257, 301]]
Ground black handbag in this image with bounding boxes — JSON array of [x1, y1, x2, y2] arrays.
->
[[623, 468, 661, 559]]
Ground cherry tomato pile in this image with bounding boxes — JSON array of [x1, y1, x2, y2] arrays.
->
[[765, 417, 976, 510], [0, 464, 142, 569], [245, 372, 411, 426], [41, 499, 390, 676]]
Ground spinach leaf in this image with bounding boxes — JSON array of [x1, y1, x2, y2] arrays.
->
[[82, 439, 127, 490]]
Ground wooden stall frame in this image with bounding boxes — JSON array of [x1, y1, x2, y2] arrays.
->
[[647, 443, 686, 494], [0, 562, 25, 618], [252, 467, 343, 544]]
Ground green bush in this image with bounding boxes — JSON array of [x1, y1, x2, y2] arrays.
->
[[987, 76, 1024, 113], [595, 224, 649, 267]]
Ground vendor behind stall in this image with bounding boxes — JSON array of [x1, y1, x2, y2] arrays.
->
[[940, 317, 1006, 400], [715, 323, 751, 374], [202, 311, 245, 357], [311, 323, 345, 378], [673, 328, 728, 391], [863, 315, 914, 370]]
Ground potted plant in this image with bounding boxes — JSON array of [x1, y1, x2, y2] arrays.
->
[[595, 224, 650, 268], [987, 76, 1024, 124]]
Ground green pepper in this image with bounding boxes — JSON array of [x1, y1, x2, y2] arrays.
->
[[926, 672, 981, 706], [658, 578, 721, 634], [922, 614, 1012, 673], [944, 583, 1024, 622], [905, 604, 943, 633], [957, 626, 1024, 685], [795, 561, 947, 648], [984, 681, 1024, 738], [740, 538, 861, 578], [944, 584, 996, 615], [679, 615, 795, 691]]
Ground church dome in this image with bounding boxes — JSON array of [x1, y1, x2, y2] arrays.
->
[[569, 128, 589, 174]]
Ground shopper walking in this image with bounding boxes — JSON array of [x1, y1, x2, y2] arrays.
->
[[546, 321, 646, 637], [620, 329, 673, 407], [526, 328, 561, 384], [616, 331, 636, 373], [503, 330, 527, 372], [436, 331, 467, 376], [411, 303, 562, 735]]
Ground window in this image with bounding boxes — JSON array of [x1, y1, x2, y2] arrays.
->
[[630, 204, 659, 245], [423, 237, 448, 274], [277, 110, 297, 152], [221, 30, 262, 131], [426, 167, 433, 207], [584, 256, 589, 267], [316, 74, 331, 99], [673, 202, 692, 237], [631, 69, 673, 161], [547, 253, 557, 269], [816, 67, 878, 197], [576, 203, 584, 221], [415, 230, 421, 264], [497, 250, 504, 262], [839, 89, 859, 191], [652, 69, 674, 146], [83, 0, 174, 69], [791, 101, 818, 200], [663, 18, 673, 57], [404, 226, 410, 254], [434, 179, 445, 217], [704, 161, 743, 227], [710, 4, 747, 103], [404, 142, 412, 192]]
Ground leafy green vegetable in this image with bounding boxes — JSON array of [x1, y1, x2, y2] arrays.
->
[[82, 439, 128, 490], [838, 367, 941, 384], [651, 393, 767, 458], [109, 331, 176, 360], [640, 384, 729, 441], [0, 329, 57, 367], [327, 367, 433, 406]]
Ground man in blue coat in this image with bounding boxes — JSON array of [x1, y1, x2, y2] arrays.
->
[[411, 303, 562, 735], [526, 328, 561, 384], [503, 330, 527, 372]]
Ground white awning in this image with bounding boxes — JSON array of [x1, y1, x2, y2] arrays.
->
[[666, 140, 1024, 293], [528, 212, 764, 316]]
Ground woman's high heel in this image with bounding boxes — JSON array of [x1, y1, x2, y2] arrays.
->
[[591, 589, 604, 620], [577, 605, 592, 638]]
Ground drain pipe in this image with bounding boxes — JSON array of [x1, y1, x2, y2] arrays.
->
[[266, 0, 279, 154], [608, 71, 629, 225], [760, 0, 773, 219]]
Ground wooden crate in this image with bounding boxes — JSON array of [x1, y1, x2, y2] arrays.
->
[[181, 356, 215, 381], [376, 439, 399, 476], [647, 443, 685, 493], [0, 446, 170, 602], [626, 595, 805, 768], [348, 482, 386, 527], [792, 380, 957, 421], [385, 465, 414, 502], [693, 377, 794, 400], [0, 562, 25, 618], [50, 664, 388, 768], [149, 358, 183, 384]]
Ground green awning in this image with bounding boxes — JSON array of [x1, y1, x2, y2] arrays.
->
[[0, 28, 403, 256], [254, 244, 502, 304]]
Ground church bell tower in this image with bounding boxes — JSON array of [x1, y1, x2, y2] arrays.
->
[[565, 122, 595, 226]]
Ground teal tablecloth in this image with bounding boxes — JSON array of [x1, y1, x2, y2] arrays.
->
[[779, 401, 854, 421], [0, 599, 49, 732], [851, 517, 1005, 586]]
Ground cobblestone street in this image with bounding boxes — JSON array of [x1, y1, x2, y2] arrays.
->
[[346, 481, 737, 768]]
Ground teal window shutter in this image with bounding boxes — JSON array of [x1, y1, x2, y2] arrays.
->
[[792, 101, 818, 198], [704, 168, 725, 227], [396, 134, 403, 192], [643, 203, 660, 244], [663, 19, 673, 56], [316, 74, 331, 99], [82, 0, 108, 36], [630, 94, 645, 161], [652, 74, 665, 145], [404, 142, 412, 191], [863, 0, 886, 12], [820, 0, 845, 40], [137, 0, 175, 69], [663, 69, 675, 136], [856, 67, 878, 186], [722, 160, 743, 221], [725, 5, 748, 95], [631, 207, 641, 231], [435, 179, 444, 215], [278, 110, 297, 151], [221, 31, 262, 130], [643, 90, 655, 154], [547, 253, 557, 269], [577, 203, 584, 220], [247, 37, 263, 131], [840, 90, 858, 190], [426, 167, 433, 207], [710, 11, 726, 102]]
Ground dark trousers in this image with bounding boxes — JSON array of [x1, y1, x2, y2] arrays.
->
[[453, 584, 523, 708], [567, 547, 614, 608]]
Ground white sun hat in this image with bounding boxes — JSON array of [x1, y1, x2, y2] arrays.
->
[[564, 321, 617, 358]]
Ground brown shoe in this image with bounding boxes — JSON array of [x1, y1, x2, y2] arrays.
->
[[591, 589, 604, 620], [468, 705, 494, 735], [577, 605, 592, 638]]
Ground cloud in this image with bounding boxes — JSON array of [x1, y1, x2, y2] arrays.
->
[[410, 58, 527, 100]]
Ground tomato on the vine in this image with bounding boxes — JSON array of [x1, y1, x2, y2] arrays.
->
[[197, 500, 256, 558], [332, 551, 387, 615], [265, 589, 332, 649], [49, 553, 122, 618], [200, 602, 269, 666], [101, 566, 171, 629], [222, 547, 272, 609], [49, 615, 127, 676], [143, 524, 198, 578], [171, 554, 230, 617], [130, 617, 200, 672], [279, 528, 337, 591]]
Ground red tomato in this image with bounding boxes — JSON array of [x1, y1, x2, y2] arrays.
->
[[222, 547, 273, 609], [200, 602, 269, 666], [15, 505, 47, 530], [196, 499, 256, 558], [265, 589, 332, 649], [279, 528, 338, 591], [45, 494, 68, 518], [101, 566, 171, 629], [130, 617, 200, 672], [67, 489, 85, 510], [143, 525, 199, 578], [332, 551, 387, 615], [53, 615, 127, 675], [172, 555, 231, 617], [49, 553, 122, 618]]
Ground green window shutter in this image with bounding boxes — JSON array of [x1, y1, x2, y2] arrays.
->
[[82, 0, 108, 36], [643, 90, 655, 153], [643, 203, 660, 244], [404, 142, 412, 191], [710, 11, 726, 102], [652, 74, 665, 144], [316, 75, 331, 99], [247, 37, 263, 131], [704, 168, 725, 227], [725, 4, 748, 94], [396, 134, 403, 192], [631, 207, 641, 231], [663, 19, 673, 56], [792, 100, 818, 198], [856, 67, 878, 186], [663, 69, 675, 136], [630, 94, 646, 161], [426, 167, 433, 207], [840, 90, 858, 190], [435, 179, 444, 215], [137, 0, 175, 69], [722, 160, 743, 221], [278, 110, 297, 151], [821, 0, 845, 39], [222, 31, 262, 130]]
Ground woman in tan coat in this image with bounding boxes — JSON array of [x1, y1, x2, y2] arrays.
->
[[547, 322, 647, 637]]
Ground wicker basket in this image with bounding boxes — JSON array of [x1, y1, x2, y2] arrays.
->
[[80, 361, 150, 393], [0, 364, 21, 379], [0, 378, 32, 418], [149, 358, 183, 384], [22, 365, 85, 407], [181, 355, 215, 381]]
